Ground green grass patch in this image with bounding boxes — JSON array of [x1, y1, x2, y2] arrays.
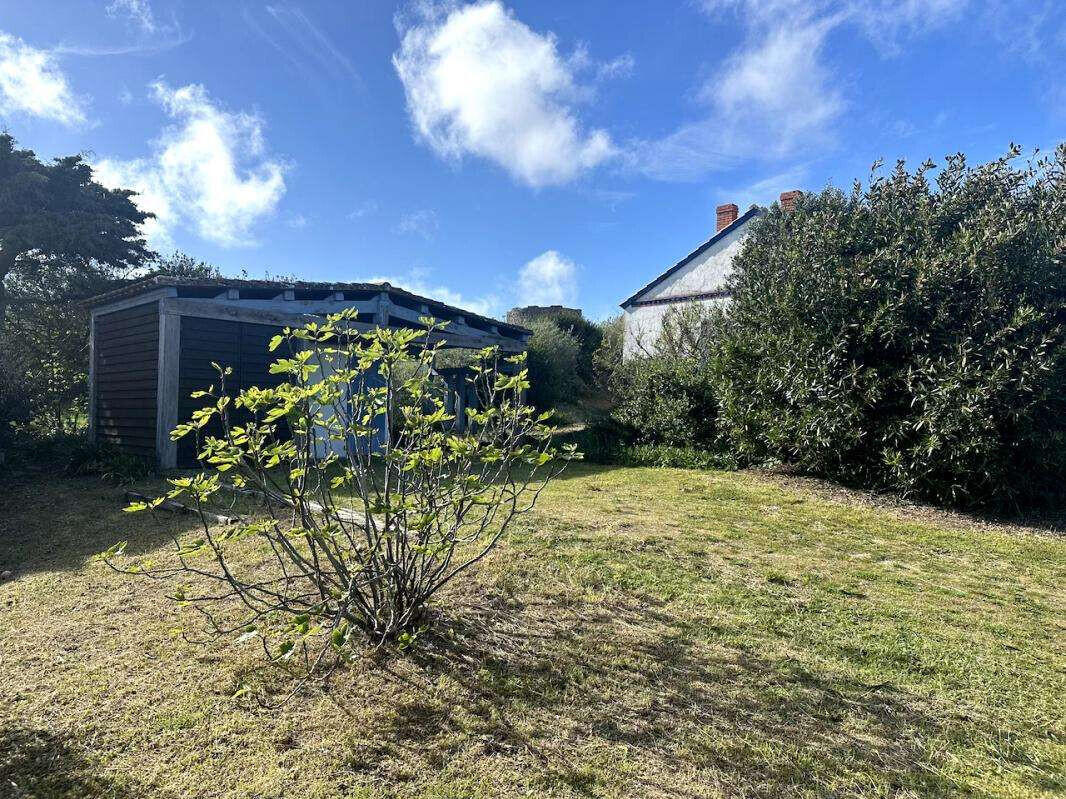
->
[[0, 465, 1062, 797]]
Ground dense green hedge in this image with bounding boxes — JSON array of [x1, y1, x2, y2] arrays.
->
[[524, 317, 583, 411], [715, 146, 1066, 508], [524, 314, 613, 414], [610, 355, 719, 448]]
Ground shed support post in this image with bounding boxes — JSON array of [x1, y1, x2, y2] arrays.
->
[[87, 313, 96, 445], [455, 381, 466, 432], [156, 305, 181, 470], [375, 292, 391, 327]]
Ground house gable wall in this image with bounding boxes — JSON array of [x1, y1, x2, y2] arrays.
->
[[620, 215, 755, 359], [636, 224, 747, 302]]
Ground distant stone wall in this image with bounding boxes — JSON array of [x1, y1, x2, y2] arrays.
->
[[506, 305, 583, 326]]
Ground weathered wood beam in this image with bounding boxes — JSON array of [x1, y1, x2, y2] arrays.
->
[[124, 490, 241, 526]]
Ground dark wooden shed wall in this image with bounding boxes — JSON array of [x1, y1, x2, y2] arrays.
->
[[176, 316, 287, 467], [93, 302, 158, 456]]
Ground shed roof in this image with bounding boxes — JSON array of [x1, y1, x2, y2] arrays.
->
[[619, 205, 763, 309], [86, 275, 530, 338]]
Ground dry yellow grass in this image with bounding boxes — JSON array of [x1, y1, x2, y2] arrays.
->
[[0, 465, 1063, 798]]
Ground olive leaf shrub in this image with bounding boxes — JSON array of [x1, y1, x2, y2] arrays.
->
[[105, 309, 578, 676], [715, 144, 1066, 507]]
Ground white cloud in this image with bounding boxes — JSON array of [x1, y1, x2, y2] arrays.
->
[[849, 0, 967, 52], [0, 32, 85, 125], [979, 1, 1064, 64], [393, 0, 615, 187], [364, 252, 580, 321], [717, 164, 810, 211], [596, 52, 635, 81], [637, 6, 841, 181], [106, 0, 158, 34], [712, 17, 842, 144], [395, 209, 439, 240], [517, 250, 578, 307], [639, 0, 965, 180], [95, 82, 287, 250], [285, 213, 309, 229], [249, 4, 360, 84]]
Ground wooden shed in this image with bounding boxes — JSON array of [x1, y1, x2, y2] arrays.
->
[[86, 277, 531, 469]]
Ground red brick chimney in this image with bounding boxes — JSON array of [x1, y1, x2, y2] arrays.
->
[[716, 203, 739, 233], [779, 190, 801, 213]]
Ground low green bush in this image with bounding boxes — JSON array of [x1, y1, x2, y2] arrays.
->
[[610, 355, 719, 448], [615, 443, 737, 470], [556, 421, 734, 471], [555, 418, 627, 463], [0, 427, 155, 482]]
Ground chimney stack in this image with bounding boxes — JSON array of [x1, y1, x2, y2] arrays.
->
[[779, 190, 801, 213], [716, 203, 739, 233]]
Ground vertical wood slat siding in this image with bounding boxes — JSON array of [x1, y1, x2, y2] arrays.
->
[[94, 302, 159, 456], [176, 317, 288, 468]]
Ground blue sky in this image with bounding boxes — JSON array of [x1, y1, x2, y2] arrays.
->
[[0, 0, 1062, 320]]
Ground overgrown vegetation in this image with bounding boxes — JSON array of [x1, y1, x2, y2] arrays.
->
[[524, 317, 583, 411], [610, 307, 723, 449], [107, 311, 576, 677], [0, 130, 241, 463], [586, 146, 1066, 508], [717, 145, 1066, 508], [522, 310, 619, 421], [0, 132, 154, 451]]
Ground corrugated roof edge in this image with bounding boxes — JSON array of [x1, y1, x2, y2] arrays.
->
[[85, 275, 531, 337], [619, 205, 764, 309]]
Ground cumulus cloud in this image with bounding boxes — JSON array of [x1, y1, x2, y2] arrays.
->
[[393, 1, 615, 187], [517, 250, 578, 307], [95, 82, 287, 250], [0, 32, 86, 125], [365, 252, 580, 322]]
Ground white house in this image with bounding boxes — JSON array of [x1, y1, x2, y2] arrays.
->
[[619, 191, 800, 359]]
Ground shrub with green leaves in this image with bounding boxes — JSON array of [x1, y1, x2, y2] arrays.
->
[[106, 310, 577, 678], [591, 314, 623, 390], [607, 305, 725, 450], [524, 317, 582, 411], [716, 145, 1066, 507], [610, 355, 719, 449]]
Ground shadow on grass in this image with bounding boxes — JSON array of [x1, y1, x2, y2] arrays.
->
[[347, 595, 1000, 797], [0, 726, 144, 798], [0, 474, 197, 578]]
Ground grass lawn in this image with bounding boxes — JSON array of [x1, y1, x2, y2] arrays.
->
[[0, 464, 1063, 798]]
